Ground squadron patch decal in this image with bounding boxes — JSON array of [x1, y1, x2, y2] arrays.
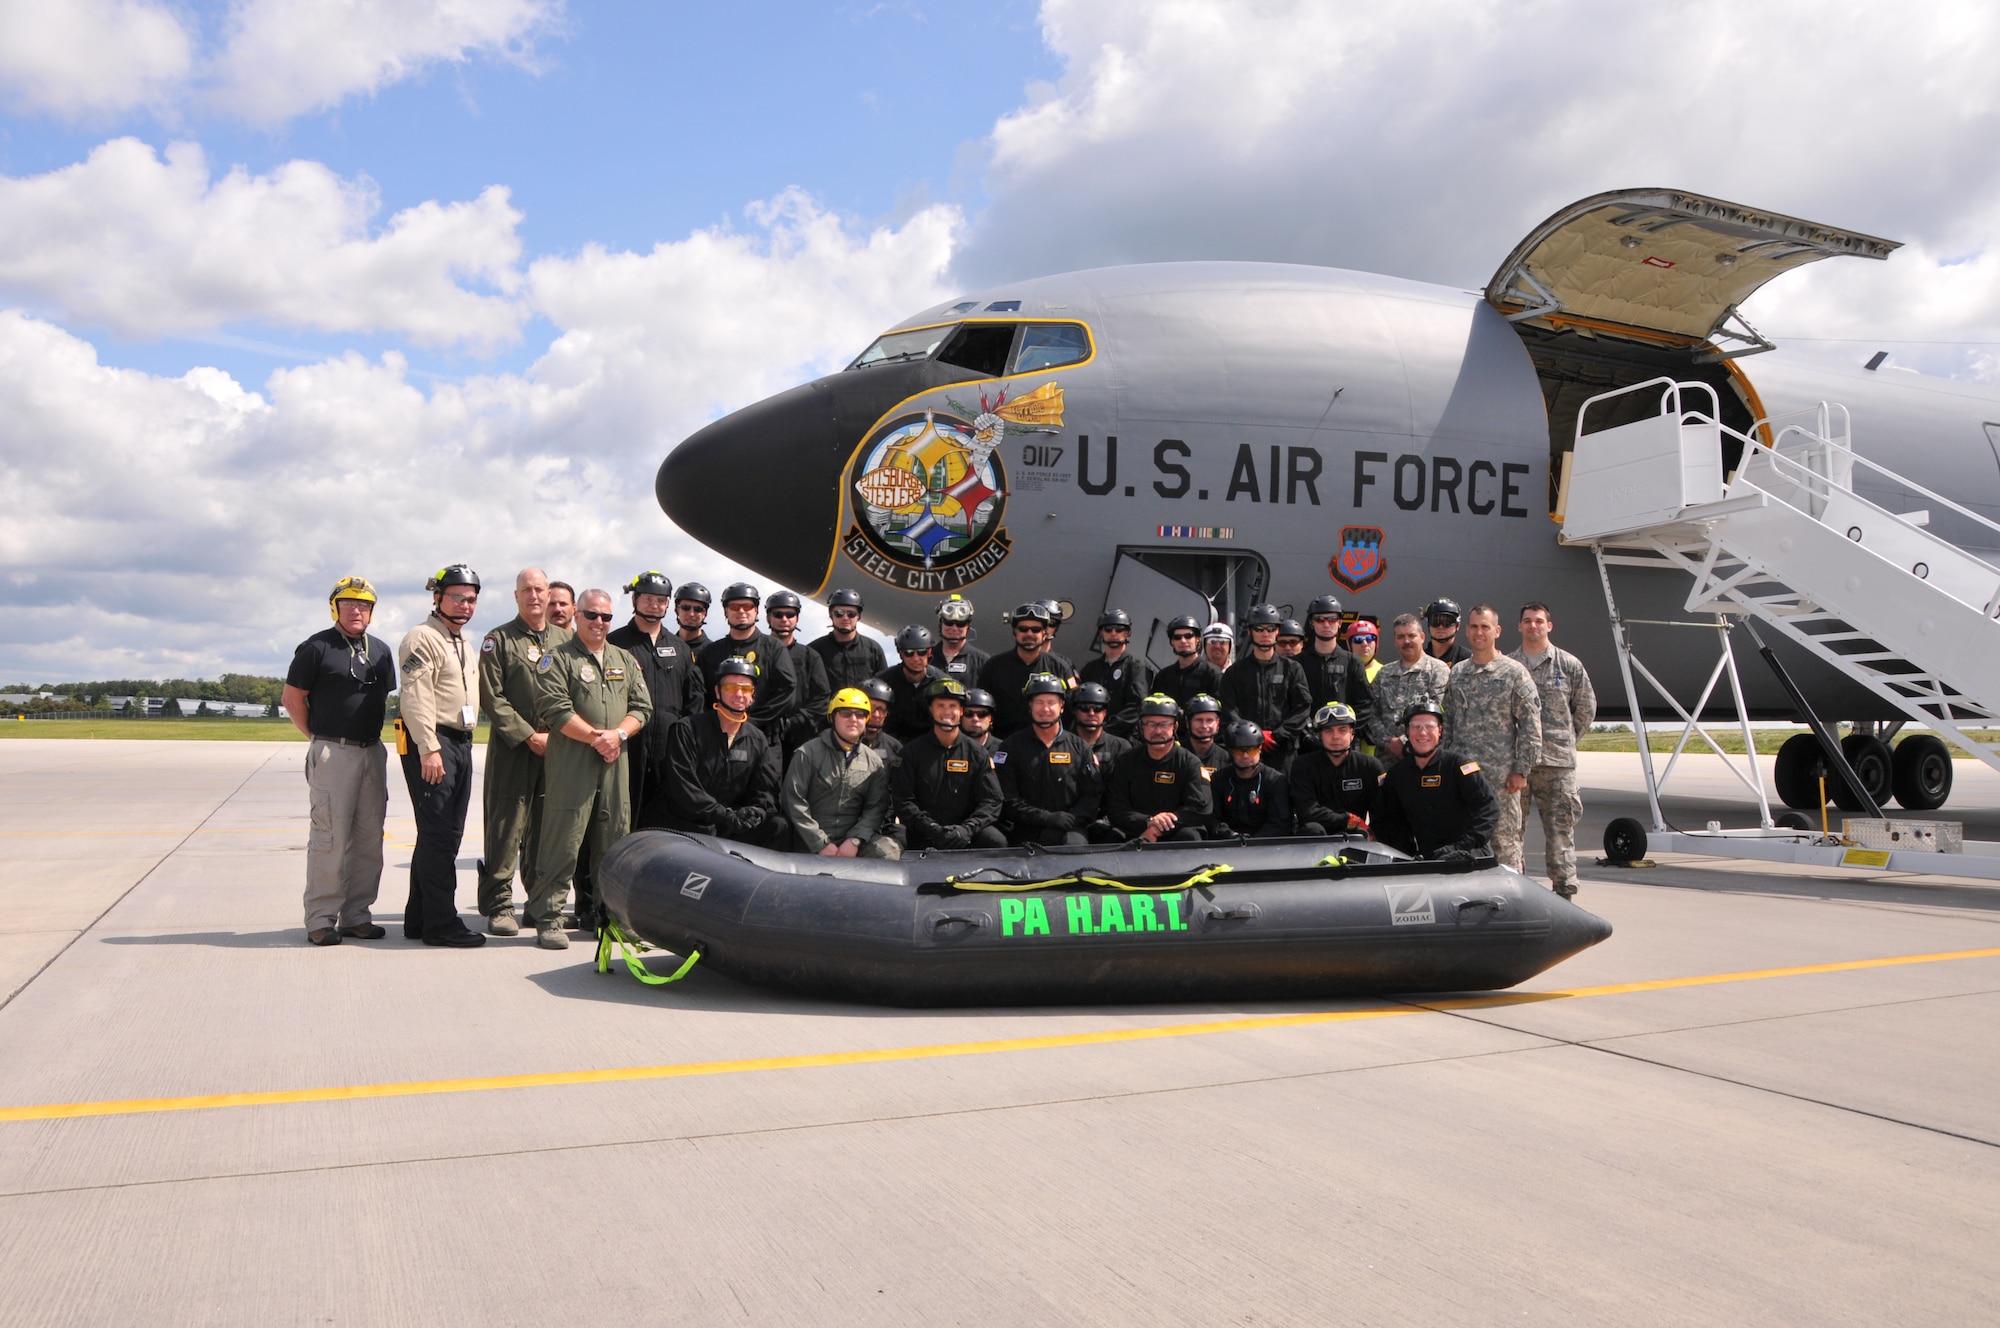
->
[[1330, 525, 1388, 593]]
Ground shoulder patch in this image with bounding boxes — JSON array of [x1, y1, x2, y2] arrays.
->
[[1198, 767, 1213, 781], [992, 750, 1007, 765], [402, 653, 421, 674], [480, 635, 497, 653], [1460, 761, 1480, 775]]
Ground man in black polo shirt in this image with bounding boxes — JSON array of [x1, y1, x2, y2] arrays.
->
[[889, 678, 1006, 850], [282, 576, 397, 947], [1103, 694, 1211, 842], [996, 674, 1101, 846]]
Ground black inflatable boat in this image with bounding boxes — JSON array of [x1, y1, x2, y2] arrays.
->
[[596, 831, 1613, 1007]]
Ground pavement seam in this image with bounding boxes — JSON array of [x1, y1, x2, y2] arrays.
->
[[0, 750, 283, 1013]]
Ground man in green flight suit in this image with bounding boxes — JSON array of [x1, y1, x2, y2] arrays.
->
[[477, 566, 571, 935], [531, 588, 652, 950]]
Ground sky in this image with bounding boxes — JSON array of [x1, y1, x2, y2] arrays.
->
[[2, 0, 1999, 682]]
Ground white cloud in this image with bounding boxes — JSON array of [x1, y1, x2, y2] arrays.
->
[[208, 0, 561, 121], [0, 138, 526, 348], [0, 193, 958, 679], [959, 0, 2000, 374], [0, 0, 192, 117]]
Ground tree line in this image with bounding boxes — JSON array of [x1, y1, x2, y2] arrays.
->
[[1, 675, 287, 705]]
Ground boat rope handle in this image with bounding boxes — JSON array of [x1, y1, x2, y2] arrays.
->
[[596, 919, 702, 986], [944, 864, 1234, 893]]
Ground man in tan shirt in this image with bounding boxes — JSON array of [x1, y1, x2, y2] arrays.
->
[[397, 564, 486, 948]]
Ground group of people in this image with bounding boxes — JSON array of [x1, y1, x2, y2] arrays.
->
[[282, 570, 1595, 952]]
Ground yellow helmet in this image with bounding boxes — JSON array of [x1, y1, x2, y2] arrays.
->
[[827, 687, 872, 717], [328, 576, 377, 620]]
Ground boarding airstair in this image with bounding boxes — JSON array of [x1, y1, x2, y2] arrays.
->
[[1560, 377, 2000, 881]]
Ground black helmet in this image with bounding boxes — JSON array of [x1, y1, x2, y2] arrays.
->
[[1312, 702, 1359, 730], [1278, 618, 1305, 640], [925, 676, 967, 703], [894, 624, 935, 654], [1425, 597, 1462, 625], [1096, 608, 1132, 630], [1139, 693, 1181, 720], [676, 582, 712, 608], [859, 677, 895, 704], [827, 587, 864, 610], [962, 688, 996, 713], [1167, 614, 1203, 635], [426, 564, 480, 593], [766, 590, 802, 613], [936, 593, 975, 623], [1223, 720, 1265, 751], [1037, 598, 1066, 625], [1185, 693, 1222, 716], [1401, 700, 1446, 726], [1070, 682, 1111, 708], [715, 657, 758, 682], [626, 570, 672, 599], [1004, 602, 1049, 627], [1023, 673, 1068, 698], [1307, 593, 1343, 618], [1243, 603, 1282, 628], [720, 581, 760, 606]]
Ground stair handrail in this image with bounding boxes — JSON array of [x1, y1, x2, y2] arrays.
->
[[1572, 376, 1721, 448]]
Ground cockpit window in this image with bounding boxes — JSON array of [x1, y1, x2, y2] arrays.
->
[[1014, 323, 1090, 373], [849, 325, 952, 369], [937, 323, 1018, 377]]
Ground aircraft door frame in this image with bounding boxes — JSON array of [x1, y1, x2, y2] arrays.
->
[[1102, 547, 1271, 671]]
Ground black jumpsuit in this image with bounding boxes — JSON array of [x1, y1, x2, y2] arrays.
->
[[1288, 748, 1385, 835], [1371, 747, 1498, 859], [608, 620, 705, 830], [890, 730, 1006, 850], [1102, 744, 1211, 842], [995, 728, 1102, 846], [661, 710, 786, 848]]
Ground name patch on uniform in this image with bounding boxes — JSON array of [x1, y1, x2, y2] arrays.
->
[[580, 664, 597, 683], [1154, 771, 1177, 784], [606, 666, 626, 680], [728, 747, 750, 762], [946, 758, 971, 773], [1047, 751, 1072, 765], [1341, 778, 1363, 791], [1460, 761, 1480, 775], [535, 655, 553, 673], [657, 645, 676, 657], [1421, 773, 1442, 788]]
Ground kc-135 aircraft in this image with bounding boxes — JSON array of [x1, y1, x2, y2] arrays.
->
[[660, 188, 2000, 810]]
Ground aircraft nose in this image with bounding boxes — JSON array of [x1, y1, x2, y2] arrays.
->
[[657, 360, 983, 591]]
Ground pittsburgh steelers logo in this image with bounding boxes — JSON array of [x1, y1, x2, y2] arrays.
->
[[843, 408, 1011, 592]]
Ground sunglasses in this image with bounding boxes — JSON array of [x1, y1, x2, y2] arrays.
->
[[1349, 634, 1377, 643], [1072, 704, 1107, 713], [1169, 631, 1197, 640], [900, 648, 929, 657], [579, 610, 614, 622], [830, 609, 859, 619], [768, 609, 798, 618]]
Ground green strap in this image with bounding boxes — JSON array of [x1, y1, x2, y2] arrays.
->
[[945, 863, 1234, 894], [596, 919, 701, 986]]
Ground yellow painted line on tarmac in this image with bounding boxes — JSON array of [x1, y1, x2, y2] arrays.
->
[[0, 828, 301, 838], [5, 946, 1999, 1125]]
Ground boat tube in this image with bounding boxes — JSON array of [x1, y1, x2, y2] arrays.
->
[[596, 832, 1613, 1007]]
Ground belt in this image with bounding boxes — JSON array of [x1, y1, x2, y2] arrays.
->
[[312, 735, 382, 749], [435, 725, 473, 739]]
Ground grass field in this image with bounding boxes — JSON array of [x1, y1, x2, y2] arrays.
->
[[0, 718, 491, 744], [1578, 727, 2000, 758]]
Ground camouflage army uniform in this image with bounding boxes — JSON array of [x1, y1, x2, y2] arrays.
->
[[1507, 643, 1597, 894], [1373, 654, 1451, 730], [1442, 655, 1542, 870]]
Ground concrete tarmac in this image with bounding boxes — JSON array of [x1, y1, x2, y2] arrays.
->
[[1, 741, 1997, 1325]]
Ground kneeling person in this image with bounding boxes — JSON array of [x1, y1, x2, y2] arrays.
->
[[1213, 720, 1294, 839], [662, 658, 787, 848], [1372, 702, 1498, 861], [783, 689, 901, 859], [890, 678, 1006, 850], [997, 674, 1102, 847], [1290, 702, 1385, 835], [1104, 695, 1211, 843]]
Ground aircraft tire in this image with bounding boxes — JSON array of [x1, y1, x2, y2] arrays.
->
[[1773, 734, 1829, 810], [1773, 811, 1812, 831], [1602, 817, 1647, 865], [1831, 734, 1894, 812], [1891, 734, 1953, 811]]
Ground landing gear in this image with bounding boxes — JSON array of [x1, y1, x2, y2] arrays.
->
[[1773, 733, 1828, 810], [1891, 734, 1953, 811], [1603, 818, 1648, 865], [1830, 734, 1893, 812]]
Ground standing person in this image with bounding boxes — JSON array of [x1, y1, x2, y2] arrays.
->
[[1103, 696, 1211, 843], [783, 689, 901, 859], [608, 570, 704, 831], [876, 626, 944, 741], [1202, 622, 1234, 671], [1079, 608, 1154, 739], [1153, 615, 1224, 715], [856, 676, 903, 766], [532, 589, 652, 947], [1219, 604, 1315, 764], [1372, 703, 1498, 861], [1346, 618, 1383, 682], [1508, 602, 1598, 899], [765, 590, 830, 756], [282, 576, 396, 947], [1275, 620, 1307, 658], [1300, 593, 1382, 750], [673, 582, 712, 646], [696, 583, 799, 735], [930, 593, 989, 688], [1443, 605, 1542, 873], [890, 678, 1006, 851], [1374, 614, 1452, 761], [476, 567, 570, 936], [395, 564, 486, 948], [1066, 682, 1130, 771], [1212, 720, 1293, 839], [977, 603, 1073, 738], [1425, 598, 1470, 665], [996, 674, 1102, 847], [809, 588, 885, 691], [961, 688, 1002, 757], [1289, 702, 1384, 836], [1182, 694, 1226, 772], [662, 658, 786, 847], [547, 582, 576, 630]]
